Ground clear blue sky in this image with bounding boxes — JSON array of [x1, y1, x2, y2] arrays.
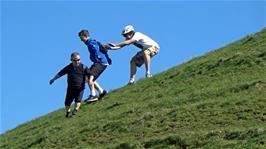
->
[[1, 0, 265, 134]]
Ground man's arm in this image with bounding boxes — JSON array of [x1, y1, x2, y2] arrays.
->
[[116, 38, 136, 47], [49, 65, 69, 85], [104, 43, 121, 50], [106, 38, 136, 50]]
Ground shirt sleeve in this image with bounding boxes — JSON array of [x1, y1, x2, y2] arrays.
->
[[58, 65, 70, 76]]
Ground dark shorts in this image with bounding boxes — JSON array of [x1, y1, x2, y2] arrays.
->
[[131, 51, 145, 67], [131, 47, 159, 67], [65, 87, 84, 106], [88, 63, 107, 81]]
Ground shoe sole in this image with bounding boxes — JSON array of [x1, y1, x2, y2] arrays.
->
[[84, 98, 98, 104]]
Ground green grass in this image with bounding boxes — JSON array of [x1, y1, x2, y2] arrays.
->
[[1, 28, 266, 149]]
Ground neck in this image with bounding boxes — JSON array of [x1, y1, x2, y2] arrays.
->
[[85, 37, 90, 42], [72, 63, 79, 67]]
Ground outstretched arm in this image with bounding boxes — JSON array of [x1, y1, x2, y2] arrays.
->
[[104, 43, 121, 50], [116, 38, 136, 47], [106, 38, 136, 50], [49, 65, 69, 85]]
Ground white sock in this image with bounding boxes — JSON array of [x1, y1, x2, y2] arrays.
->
[[146, 70, 150, 75], [90, 89, 96, 96], [96, 86, 103, 94], [94, 81, 103, 94]]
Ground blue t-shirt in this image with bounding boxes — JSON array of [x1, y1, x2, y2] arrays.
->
[[85, 38, 109, 65]]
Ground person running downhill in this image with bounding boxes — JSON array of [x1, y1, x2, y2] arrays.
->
[[106, 25, 160, 84], [49, 52, 89, 118], [78, 29, 110, 102]]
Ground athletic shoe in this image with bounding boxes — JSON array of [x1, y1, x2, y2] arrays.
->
[[84, 95, 98, 103], [72, 109, 78, 116], [146, 73, 152, 78], [99, 90, 107, 99], [65, 111, 71, 118], [128, 79, 135, 85]]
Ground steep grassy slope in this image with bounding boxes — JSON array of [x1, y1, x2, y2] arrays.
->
[[1, 28, 266, 149]]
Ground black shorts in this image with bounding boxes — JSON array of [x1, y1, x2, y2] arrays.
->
[[88, 63, 107, 81], [65, 87, 84, 106], [131, 51, 145, 67], [131, 47, 159, 67]]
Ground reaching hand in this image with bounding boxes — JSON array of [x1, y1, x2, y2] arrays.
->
[[108, 43, 116, 47], [103, 44, 111, 49], [103, 43, 115, 49]]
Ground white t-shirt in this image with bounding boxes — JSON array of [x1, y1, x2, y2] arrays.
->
[[132, 32, 160, 49]]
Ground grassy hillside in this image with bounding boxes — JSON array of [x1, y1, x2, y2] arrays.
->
[[1, 28, 266, 149]]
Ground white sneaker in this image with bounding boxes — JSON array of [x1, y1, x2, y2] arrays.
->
[[128, 79, 135, 85], [146, 73, 152, 78]]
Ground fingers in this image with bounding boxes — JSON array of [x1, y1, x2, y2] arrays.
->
[[108, 43, 115, 47], [103, 43, 116, 49]]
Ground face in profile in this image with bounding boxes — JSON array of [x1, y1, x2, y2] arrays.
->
[[123, 32, 133, 40], [79, 35, 87, 42]]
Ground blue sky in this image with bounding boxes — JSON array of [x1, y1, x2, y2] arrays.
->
[[1, 0, 265, 134]]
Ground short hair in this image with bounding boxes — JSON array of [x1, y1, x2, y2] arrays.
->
[[71, 52, 80, 60], [78, 29, 90, 37]]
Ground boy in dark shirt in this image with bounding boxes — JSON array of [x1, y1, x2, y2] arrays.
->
[[49, 52, 89, 117]]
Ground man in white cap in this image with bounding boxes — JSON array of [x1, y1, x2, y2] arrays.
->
[[107, 25, 160, 85]]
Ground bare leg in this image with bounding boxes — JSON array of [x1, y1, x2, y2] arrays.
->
[[74, 102, 81, 111], [65, 106, 71, 117], [88, 75, 96, 96], [129, 59, 137, 83], [65, 106, 71, 113], [143, 50, 151, 77]]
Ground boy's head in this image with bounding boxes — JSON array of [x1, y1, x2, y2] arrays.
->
[[71, 52, 81, 66], [78, 29, 90, 42], [122, 25, 135, 40]]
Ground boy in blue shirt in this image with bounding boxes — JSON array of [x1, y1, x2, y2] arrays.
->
[[78, 29, 111, 102]]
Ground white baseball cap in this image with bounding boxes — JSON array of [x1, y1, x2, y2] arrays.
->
[[121, 25, 134, 35]]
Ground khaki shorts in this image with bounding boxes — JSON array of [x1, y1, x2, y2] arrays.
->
[[131, 46, 159, 67]]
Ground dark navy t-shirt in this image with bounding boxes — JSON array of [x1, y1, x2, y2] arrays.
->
[[58, 63, 89, 89]]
